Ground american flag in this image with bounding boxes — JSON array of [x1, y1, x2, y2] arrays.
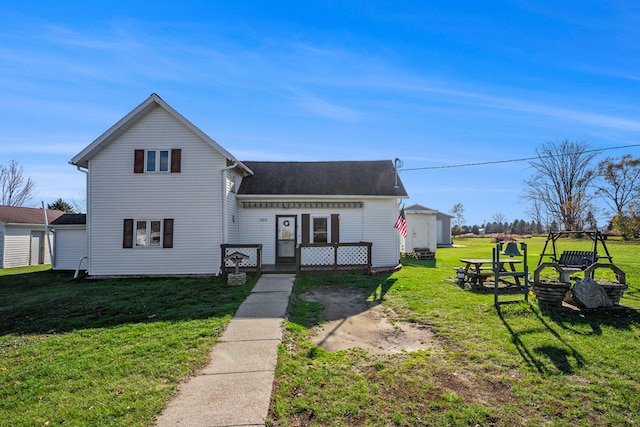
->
[[394, 206, 407, 238]]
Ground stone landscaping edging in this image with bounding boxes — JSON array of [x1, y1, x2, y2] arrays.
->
[[600, 283, 628, 305], [532, 281, 571, 306]]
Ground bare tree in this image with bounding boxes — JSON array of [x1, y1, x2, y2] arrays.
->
[[525, 198, 546, 234], [594, 154, 640, 215], [450, 203, 466, 228], [523, 139, 598, 231], [71, 197, 86, 214], [0, 160, 36, 206], [492, 212, 506, 225]]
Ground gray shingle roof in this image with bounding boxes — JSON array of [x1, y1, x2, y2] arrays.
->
[[237, 160, 408, 197], [0, 206, 64, 225], [50, 213, 86, 225]]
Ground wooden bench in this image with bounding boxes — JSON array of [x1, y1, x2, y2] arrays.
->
[[555, 250, 595, 269], [454, 267, 492, 286], [554, 250, 595, 282]]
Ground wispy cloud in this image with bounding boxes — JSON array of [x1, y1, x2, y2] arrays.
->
[[294, 93, 362, 120], [362, 76, 640, 133], [41, 24, 141, 51]]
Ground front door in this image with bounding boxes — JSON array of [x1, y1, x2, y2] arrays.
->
[[276, 215, 296, 264]]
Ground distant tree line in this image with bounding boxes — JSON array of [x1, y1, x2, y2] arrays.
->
[[452, 219, 551, 237], [451, 139, 640, 239]]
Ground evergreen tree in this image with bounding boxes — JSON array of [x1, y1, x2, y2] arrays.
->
[[47, 198, 76, 214]]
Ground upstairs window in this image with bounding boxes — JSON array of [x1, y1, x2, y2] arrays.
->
[[134, 149, 181, 173], [146, 150, 169, 172]]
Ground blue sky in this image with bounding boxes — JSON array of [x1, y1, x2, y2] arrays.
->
[[2, 1, 640, 226]]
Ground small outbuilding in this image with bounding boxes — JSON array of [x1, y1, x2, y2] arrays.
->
[[400, 204, 453, 255], [0, 206, 63, 268], [49, 214, 87, 271]]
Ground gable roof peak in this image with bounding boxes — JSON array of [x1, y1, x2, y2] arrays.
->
[[70, 94, 252, 175]]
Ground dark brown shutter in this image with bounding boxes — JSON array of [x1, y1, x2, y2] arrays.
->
[[331, 214, 340, 243], [301, 214, 310, 244], [123, 219, 134, 248], [170, 149, 181, 173], [134, 150, 144, 173], [163, 218, 174, 248]]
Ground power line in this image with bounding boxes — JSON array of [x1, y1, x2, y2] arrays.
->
[[398, 144, 640, 171]]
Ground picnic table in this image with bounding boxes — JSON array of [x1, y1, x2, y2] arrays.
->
[[458, 258, 523, 286]]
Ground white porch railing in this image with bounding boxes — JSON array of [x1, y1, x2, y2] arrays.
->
[[297, 242, 372, 274]]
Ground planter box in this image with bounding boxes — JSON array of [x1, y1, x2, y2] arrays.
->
[[227, 272, 247, 286], [599, 283, 628, 305], [532, 281, 571, 306]]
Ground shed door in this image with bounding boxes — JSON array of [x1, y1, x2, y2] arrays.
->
[[411, 216, 430, 250], [30, 231, 44, 265], [276, 215, 297, 264]]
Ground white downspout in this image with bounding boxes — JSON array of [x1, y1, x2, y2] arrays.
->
[[220, 161, 238, 245]]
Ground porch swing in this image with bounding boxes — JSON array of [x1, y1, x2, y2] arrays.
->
[[533, 230, 627, 305]]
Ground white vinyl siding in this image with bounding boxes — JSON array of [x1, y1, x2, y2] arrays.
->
[[3, 227, 31, 268], [86, 106, 224, 276], [361, 199, 401, 267], [52, 226, 87, 270], [0, 225, 53, 268], [0, 229, 4, 268]]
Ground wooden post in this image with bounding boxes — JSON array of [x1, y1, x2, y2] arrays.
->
[[220, 244, 227, 275], [256, 244, 262, 276]]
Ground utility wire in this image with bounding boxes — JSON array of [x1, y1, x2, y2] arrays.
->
[[399, 144, 640, 171]]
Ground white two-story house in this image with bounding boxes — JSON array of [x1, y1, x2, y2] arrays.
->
[[67, 94, 408, 277]]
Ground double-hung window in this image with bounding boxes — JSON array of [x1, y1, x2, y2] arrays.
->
[[123, 218, 174, 248], [301, 213, 340, 245], [135, 220, 162, 247], [312, 216, 329, 243]]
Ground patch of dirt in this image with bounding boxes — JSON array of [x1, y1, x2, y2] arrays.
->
[[300, 287, 437, 354]]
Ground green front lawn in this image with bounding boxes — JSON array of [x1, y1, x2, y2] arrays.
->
[[270, 237, 640, 426], [0, 267, 255, 426], [2, 237, 638, 426]]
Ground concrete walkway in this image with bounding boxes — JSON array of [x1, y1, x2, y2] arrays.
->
[[156, 274, 295, 427]]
